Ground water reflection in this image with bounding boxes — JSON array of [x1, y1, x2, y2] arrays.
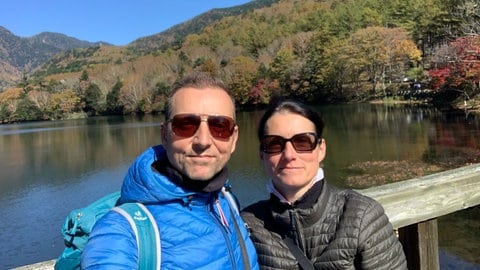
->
[[425, 111, 480, 167]]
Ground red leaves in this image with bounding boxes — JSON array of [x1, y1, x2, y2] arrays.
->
[[429, 35, 480, 90]]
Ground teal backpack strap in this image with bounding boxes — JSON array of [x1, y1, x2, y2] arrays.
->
[[113, 203, 161, 270]]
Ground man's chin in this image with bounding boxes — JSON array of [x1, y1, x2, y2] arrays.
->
[[183, 163, 219, 180], [188, 176, 212, 181], [185, 170, 216, 181]]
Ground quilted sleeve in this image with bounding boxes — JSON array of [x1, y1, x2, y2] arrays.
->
[[81, 210, 138, 270], [357, 198, 408, 270]]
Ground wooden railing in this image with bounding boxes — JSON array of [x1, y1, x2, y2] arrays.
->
[[13, 163, 480, 270], [359, 163, 480, 270]]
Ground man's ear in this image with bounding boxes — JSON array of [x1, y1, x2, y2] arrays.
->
[[161, 123, 168, 142]]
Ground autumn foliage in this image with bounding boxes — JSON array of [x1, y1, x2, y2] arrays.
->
[[429, 35, 480, 92], [1, 0, 479, 123]]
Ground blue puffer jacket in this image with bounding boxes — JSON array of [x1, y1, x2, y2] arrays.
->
[[82, 145, 259, 270]]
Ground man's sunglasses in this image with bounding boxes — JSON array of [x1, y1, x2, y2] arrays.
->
[[168, 113, 236, 139], [260, 132, 320, 154]]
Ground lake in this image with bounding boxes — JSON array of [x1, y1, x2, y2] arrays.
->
[[0, 103, 479, 269]]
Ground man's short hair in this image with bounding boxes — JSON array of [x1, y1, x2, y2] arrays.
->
[[165, 72, 236, 120]]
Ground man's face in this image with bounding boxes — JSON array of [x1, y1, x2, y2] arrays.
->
[[162, 87, 238, 180]]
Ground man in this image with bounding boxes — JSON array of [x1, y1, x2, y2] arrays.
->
[[82, 73, 259, 269]]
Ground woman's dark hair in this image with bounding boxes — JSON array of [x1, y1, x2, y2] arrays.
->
[[257, 100, 325, 140]]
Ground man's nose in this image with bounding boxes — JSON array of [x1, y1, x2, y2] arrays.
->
[[192, 121, 213, 146]]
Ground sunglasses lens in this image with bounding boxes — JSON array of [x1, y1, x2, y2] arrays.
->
[[261, 136, 285, 154], [171, 114, 201, 137], [207, 116, 235, 139], [291, 133, 317, 151], [261, 133, 318, 154], [170, 114, 235, 139]]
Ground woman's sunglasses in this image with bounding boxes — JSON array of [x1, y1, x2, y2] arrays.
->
[[260, 132, 319, 154], [168, 113, 236, 139]]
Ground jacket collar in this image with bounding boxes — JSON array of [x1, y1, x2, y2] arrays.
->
[[269, 177, 334, 229], [267, 168, 324, 206], [120, 145, 228, 204], [153, 156, 228, 193]]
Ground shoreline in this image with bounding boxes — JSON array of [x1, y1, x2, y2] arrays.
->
[[369, 98, 480, 115]]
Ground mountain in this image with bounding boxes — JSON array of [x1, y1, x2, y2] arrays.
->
[[0, 26, 109, 89], [0, 0, 279, 90], [129, 0, 279, 53], [2, 0, 475, 122]]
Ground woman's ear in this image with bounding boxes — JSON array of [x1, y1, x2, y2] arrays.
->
[[317, 138, 326, 162]]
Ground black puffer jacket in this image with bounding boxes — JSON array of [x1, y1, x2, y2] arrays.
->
[[241, 179, 407, 270]]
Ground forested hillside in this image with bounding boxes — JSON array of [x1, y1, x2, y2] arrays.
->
[[1, 0, 479, 123]]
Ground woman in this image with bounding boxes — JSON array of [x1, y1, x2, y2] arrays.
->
[[241, 100, 407, 270]]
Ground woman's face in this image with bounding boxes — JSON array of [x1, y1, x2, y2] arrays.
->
[[260, 111, 326, 202]]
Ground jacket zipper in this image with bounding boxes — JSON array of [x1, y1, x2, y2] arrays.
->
[[289, 209, 305, 251]]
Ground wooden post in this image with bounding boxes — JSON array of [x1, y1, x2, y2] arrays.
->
[[398, 219, 439, 270]]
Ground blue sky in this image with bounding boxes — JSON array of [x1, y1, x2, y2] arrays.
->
[[0, 0, 252, 46]]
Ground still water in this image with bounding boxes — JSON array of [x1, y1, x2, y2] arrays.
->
[[0, 103, 479, 269]]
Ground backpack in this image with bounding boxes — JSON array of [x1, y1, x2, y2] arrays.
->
[[54, 191, 161, 270], [55, 186, 240, 270]]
